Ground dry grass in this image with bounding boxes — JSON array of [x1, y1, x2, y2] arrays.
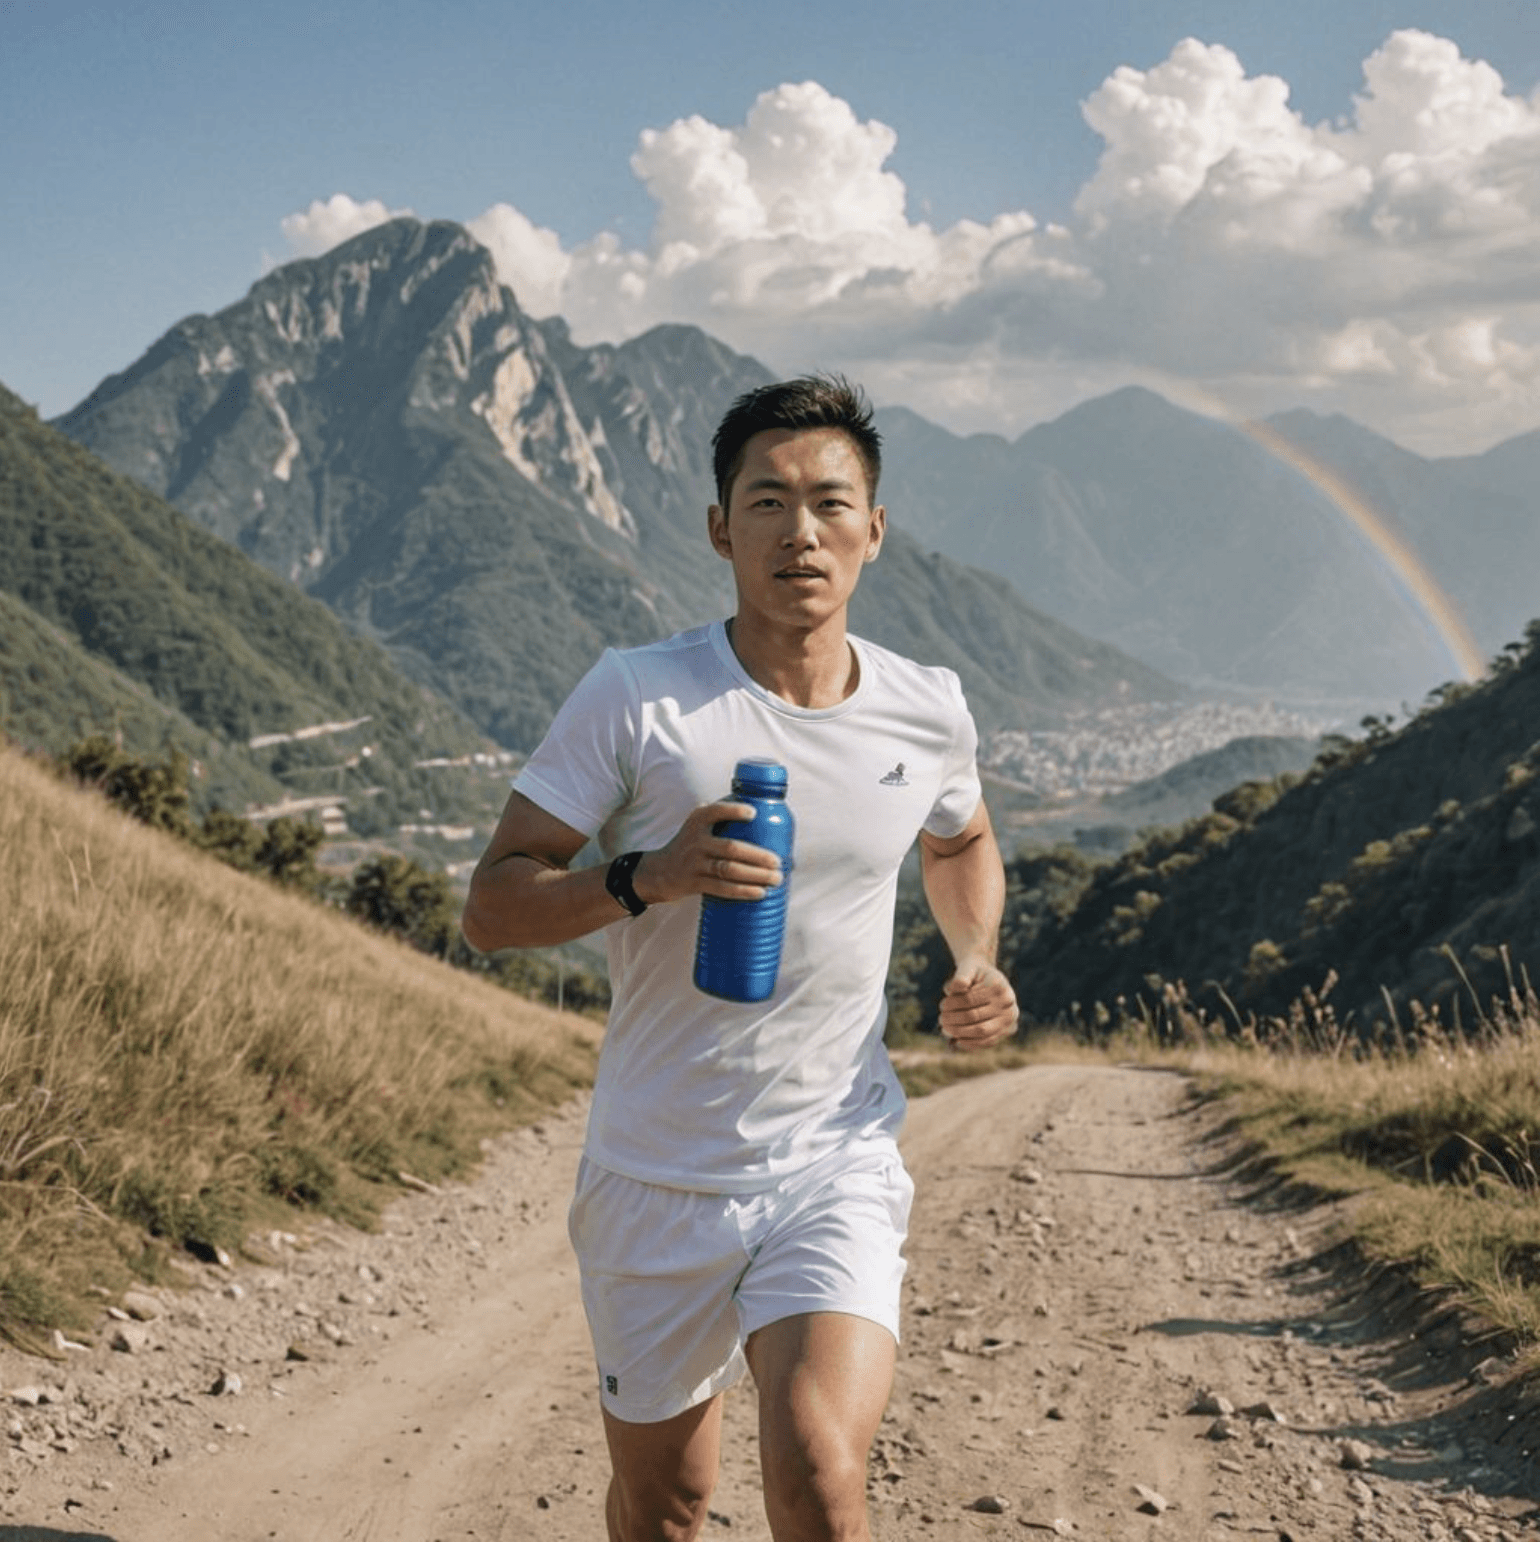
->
[[1087, 974, 1540, 1355], [0, 745, 595, 1351]]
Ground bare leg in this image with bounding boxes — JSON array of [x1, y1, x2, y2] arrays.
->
[[601, 1394, 724, 1542], [746, 1312, 896, 1542]]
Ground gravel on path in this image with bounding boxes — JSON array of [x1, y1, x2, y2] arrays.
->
[[5, 1063, 1538, 1540]]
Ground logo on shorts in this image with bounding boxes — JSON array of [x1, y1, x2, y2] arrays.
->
[[879, 762, 908, 786], [605, 1374, 619, 1396]]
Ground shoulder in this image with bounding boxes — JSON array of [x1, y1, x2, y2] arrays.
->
[[610, 623, 725, 694], [851, 634, 968, 715]]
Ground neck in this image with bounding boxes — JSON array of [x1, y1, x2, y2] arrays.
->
[[726, 612, 857, 709]]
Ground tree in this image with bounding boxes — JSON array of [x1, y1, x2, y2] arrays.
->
[[64, 734, 192, 837], [255, 817, 324, 889], [344, 854, 458, 957], [197, 807, 264, 872]]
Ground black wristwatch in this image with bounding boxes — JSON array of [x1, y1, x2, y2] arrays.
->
[[605, 851, 649, 916]]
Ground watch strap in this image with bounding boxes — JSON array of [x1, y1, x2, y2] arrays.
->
[[605, 850, 648, 916]]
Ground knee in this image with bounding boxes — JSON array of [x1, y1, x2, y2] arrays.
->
[[608, 1469, 715, 1542], [763, 1435, 869, 1540]]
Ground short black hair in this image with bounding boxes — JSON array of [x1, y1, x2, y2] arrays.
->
[[711, 374, 882, 508]]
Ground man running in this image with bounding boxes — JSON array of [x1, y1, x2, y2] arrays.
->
[[462, 374, 1018, 1541]]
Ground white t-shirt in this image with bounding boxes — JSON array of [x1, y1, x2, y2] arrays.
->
[[513, 620, 981, 1192]]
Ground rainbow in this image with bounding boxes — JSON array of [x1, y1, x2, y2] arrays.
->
[[1240, 418, 1485, 685], [1141, 372, 1486, 686]]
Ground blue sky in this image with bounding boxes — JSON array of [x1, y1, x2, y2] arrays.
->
[[5, 0, 1538, 450]]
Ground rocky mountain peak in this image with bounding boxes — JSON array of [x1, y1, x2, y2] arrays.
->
[[60, 219, 637, 571], [243, 218, 634, 539], [54, 227, 1180, 749], [193, 219, 499, 387]]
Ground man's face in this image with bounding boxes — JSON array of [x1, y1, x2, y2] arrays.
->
[[708, 428, 885, 636]]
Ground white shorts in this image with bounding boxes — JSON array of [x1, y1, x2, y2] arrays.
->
[[568, 1139, 913, 1424]]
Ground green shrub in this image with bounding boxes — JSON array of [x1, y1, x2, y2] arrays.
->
[[65, 733, 193, 836], [345, 853, 459, 957]]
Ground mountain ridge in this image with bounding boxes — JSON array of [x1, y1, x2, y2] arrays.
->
[[57, 217, 1179, 748], [46, 220, 1540, 722], [881, 388, 1538, 706]]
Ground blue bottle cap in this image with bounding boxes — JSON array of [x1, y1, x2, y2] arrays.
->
[[732, 758, 787, 795]]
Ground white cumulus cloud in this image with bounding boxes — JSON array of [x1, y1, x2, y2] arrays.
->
[[1076, 38, 1327, 227], [546, 81, 1072, 372], [280, 194, 411, 256], [278, 35, 1540, 452], [466, 204, 571, 317], [1061, 29, 1540, 447]]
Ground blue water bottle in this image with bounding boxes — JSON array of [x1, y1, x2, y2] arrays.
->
[[693, 759, 795, 1003]]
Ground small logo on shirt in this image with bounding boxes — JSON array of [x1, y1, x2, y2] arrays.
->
[[605, 1373, 619, 1396], [879, 762, 909, 786]]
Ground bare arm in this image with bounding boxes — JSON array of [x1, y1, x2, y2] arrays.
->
[[918, 799, 1019, 1051], [460, 789, 784, 952]]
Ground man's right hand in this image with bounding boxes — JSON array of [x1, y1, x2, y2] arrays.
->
[[463, 792, 783, 952], [634, 802, 783, 906]]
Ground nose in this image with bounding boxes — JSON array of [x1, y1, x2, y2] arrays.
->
[[781, 501, 819, 549]]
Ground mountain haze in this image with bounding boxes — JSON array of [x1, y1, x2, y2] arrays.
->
[[57, 218, 1175, 749], [1443, 426, 1540, 509], [878, 389, 1540, 707], [1266, 407, 1540, 670]]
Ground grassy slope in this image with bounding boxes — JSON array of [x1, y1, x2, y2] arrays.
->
[[1161, 1007, 1540, 1355], [0, 744, 595, 1351]]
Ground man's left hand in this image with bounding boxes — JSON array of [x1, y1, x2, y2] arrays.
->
[[938, 960, 1019, 1052]]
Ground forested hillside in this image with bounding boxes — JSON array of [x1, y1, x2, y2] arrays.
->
[[987, 624, 1540, 1034], [0, 383, 493, 823]]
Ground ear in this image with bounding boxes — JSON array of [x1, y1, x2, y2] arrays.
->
[[863, 504, 886, 563], [708, 503, 732, 560]]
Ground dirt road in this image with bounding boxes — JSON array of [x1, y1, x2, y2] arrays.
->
[[6, 1063, 1538, 1540]]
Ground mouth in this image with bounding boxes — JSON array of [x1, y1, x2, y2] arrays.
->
[[775, 566, 824, 581]]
